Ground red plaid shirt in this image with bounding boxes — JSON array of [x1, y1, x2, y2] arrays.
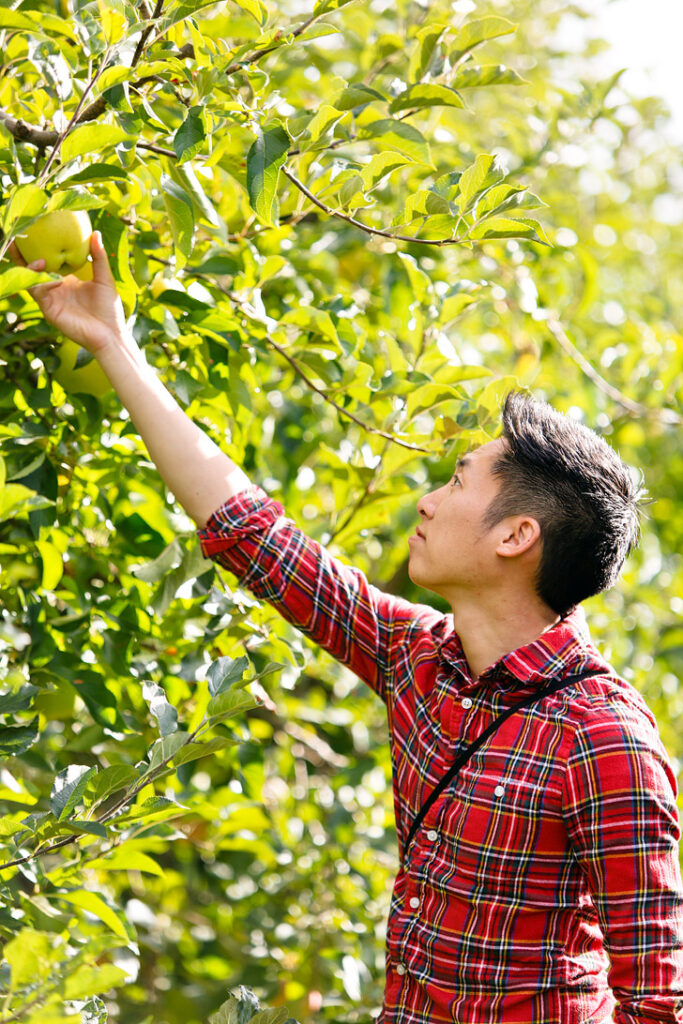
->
[[198, 487, 683, 1024]]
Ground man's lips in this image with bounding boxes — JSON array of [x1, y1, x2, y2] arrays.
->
[[409, 528, 426, 543]]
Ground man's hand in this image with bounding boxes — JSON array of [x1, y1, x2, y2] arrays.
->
[[8, 230, 130, 355]]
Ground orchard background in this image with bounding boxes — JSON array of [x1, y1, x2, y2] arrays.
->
[[0, 0, 682, 1020]]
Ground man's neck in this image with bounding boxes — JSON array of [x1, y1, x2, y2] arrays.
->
[[450, 593, 560, 680]]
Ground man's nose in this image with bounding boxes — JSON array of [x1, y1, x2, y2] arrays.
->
[[417, 486, 443, 519]]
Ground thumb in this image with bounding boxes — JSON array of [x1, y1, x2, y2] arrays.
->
[[90, 230, 116, 286]]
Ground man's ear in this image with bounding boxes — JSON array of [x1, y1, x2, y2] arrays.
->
[[495, 516, 542, 559]]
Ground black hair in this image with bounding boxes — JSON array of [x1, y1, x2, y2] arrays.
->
[[482, 391, 643, 615]]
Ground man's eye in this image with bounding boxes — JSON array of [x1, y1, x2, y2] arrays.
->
[[451, 475, 461, 487]]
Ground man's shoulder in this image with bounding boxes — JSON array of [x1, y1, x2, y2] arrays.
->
[[565, 664, 663, 752]]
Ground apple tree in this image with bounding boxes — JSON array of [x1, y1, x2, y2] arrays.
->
[[0, 0, 681, 1021]]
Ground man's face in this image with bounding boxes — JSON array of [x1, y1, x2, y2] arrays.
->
[[408, 438, 508, 599]]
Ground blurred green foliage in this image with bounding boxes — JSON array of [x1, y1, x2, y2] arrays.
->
[[0, 0, 681, 1020]]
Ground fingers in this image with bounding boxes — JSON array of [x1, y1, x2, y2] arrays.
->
[[90, 230, 116, 286], [7, 240, 28, 267]]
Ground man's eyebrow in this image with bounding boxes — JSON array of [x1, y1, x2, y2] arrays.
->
[[455, 456, 471, 473]]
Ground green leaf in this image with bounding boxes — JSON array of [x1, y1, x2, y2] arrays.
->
[[54, 889, 133, 941], [389, 83, 464, 114], [64, 963, 127, 1000], [142, 680, 178, 737], [132, 538, 184, 583], [0, 717, 38, 758], [114, 795, 188, 825], [160, 175, 195, 263], [2, 184, 47, 233], [60, 124, 131, 163], [246, 124, 291, 228], [208, 986, 262, 1024], [440, 292, 477, 322], [4, 930, 55, 988], [171, 734, 234, 767], [357, 119, 432, 167], [359, 152, 413, 191], [449, 16, 516, 61], [304, 104, 345, 146], [457, 153, 505, 211], [475, 185, 544, 218], [0, 266, 55, 300], [61, 162, 129, 184], [469, 216, 550, 244], [166, 160, 226, 235], [396, 252, 432, 303], [86, 849, 164, 876], [0, 8, 75, 35], [90, 764, 138, 805], [36, 537, 63, 590], [50, 765, 98, 821], [148, 731, 190, 771], [250, 1010, 291, 1024], [232, 0, 268, 26], [56, 819, 108, 839], [408, 22, 447, 81], [452, 64, 526, 89], [173, 105, 206, 163], [331, 84, 386, 111], [207, 655, 250, 696], [0, 684, 39, 715], [206, 689, 259, 724], [339, 173, 366, 209]]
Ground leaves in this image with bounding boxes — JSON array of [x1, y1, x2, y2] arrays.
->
[[174, 105, 207, 164], [0, 718, 39, 758], [207, 656, 250, 696], [50, 765, 98, 821], [142, 680, 178, 737], [60, 125, 131, 163], [388, 84, 465, 114], [53, 890, 133, 942], [357, 119, 433, 166], [449, 16, 517, 61], [457, 153, 506, 211], [246, 124, 291, 227]]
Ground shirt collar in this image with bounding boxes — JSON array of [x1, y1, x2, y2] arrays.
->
[[436, 605, 605, 692]]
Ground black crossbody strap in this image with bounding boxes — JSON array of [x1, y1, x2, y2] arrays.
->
[[402, 667, 599, 860]]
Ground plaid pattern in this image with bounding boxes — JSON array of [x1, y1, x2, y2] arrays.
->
[[198, 487, 683, 1024]]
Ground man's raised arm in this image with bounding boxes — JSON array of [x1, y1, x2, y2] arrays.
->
[[9, 230, 249, 528]]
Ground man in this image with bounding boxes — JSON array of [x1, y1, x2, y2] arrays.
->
[[11, 234, 683, 1022]]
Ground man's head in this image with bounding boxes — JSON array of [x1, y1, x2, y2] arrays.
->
[[480, 391, 642, 614], [410, 391, 643, 617]]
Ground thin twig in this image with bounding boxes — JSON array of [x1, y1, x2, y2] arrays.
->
[[545, 314, 680, 425], [281, 166, 465, 247]]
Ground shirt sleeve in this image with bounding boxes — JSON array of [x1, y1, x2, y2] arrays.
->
[[562, 695, 683, 1023], [196, 486, 443, 702]]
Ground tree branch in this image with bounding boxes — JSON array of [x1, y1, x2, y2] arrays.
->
[[281, 166, 466, 247], [224, 289, 432, 453], [544, 314, 681, 425]]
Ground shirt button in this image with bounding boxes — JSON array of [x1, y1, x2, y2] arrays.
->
[[494, 784, 505, 797], [426, 829, 438, 841], [409, 896, 420, 909], [396, 963, 406, 976], [461, 697, 473, 709]]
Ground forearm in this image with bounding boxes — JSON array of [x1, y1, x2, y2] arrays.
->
[[97, 333, 250, 528]]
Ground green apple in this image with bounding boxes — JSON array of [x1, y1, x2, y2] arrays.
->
[[15, 210, 92, 276], [54, 337, 112, 398]]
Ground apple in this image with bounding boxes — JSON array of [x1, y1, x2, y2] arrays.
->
[[54, 337, 112, 398], [15, 210, 92, 276]]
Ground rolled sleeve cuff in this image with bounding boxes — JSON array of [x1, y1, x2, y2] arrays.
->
[[196, 485, 283, 564]]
